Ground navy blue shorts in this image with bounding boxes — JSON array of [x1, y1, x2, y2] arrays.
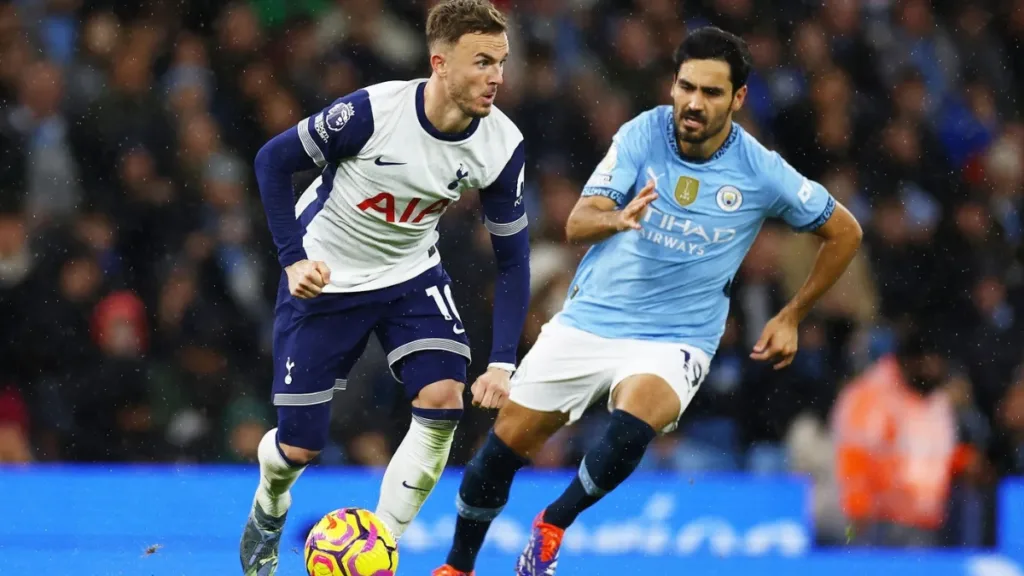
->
[[272, 264, 470, 450]]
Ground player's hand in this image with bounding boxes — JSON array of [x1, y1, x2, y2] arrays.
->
[[285, 259, 331, 299], [470, 366, 511, 409], [750, 311, 799, 370], [617, 180, 658, 231]]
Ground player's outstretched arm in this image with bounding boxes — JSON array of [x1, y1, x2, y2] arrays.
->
[[565, 180, 657, 244], [751, 201, 862, 369]]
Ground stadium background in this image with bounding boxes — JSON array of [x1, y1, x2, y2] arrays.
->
[[3, 0, 1024, 573]]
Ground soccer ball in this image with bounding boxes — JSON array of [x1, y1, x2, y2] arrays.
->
[[304, 508, 399, 576]]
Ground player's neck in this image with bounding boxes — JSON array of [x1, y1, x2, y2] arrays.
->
[[423, 77, 474, 134], [677, 121, 733, 161]]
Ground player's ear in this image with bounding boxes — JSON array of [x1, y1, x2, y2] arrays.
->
[[732, 85, 748, 112], [430, 51, 448, 78]]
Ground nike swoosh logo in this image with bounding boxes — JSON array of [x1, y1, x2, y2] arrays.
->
[[453, 325, 465, 335], [401, 481, 430, 492], [374, 157, 406, 166]]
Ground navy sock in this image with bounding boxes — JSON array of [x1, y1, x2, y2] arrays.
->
[[446, 431, 527, 572], [543, 410, 656, 529]]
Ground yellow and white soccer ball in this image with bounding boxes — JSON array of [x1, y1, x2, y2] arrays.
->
[[304, 508, 399, 576]]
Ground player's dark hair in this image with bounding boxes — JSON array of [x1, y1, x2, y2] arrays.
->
[[673, 27, 753, 91], [426, 0, 507, 50]]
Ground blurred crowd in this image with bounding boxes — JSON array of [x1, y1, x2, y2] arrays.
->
[[1, 0, 1024, 548]]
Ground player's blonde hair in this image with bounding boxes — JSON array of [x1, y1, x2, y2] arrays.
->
[[426, 0, 507, 50]]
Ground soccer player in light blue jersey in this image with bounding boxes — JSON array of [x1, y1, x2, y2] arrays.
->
[[433, 27, 863, 576]]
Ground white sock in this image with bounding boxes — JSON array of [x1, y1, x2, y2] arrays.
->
[[374, 414, 457, 538], [254, 428, 306, 518]]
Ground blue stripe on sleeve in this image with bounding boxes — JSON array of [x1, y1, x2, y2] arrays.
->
[[581, 186, 628, 207], [793, 196, 836, 233]]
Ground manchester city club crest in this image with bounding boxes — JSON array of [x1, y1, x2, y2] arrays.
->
[[325, 101, 355, 131], [674, 176, 700, 206], [716, 185, 743, 212]]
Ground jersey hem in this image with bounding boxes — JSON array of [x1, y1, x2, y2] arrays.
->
[[318, 250, 442, 294], [552, 313, 718, 358]]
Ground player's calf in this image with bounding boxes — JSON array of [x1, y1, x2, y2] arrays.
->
[[541, 375, 673, 530], [242, 428, 318, 576], [541, 409, 657, 530], [518, 394, 660, 576], [376, 391, 462, 537], [256, 429, 316, 519], [376, 351, 469, 539], [446, 429, 528, 573], [443, 401, 567, 573]]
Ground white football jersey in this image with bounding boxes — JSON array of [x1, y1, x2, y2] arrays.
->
[[293, 79, 526, 292]]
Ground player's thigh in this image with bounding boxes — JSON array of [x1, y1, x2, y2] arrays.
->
[[375, 271, 471, 401], [507, 320, 617, 426], [609, 342, 710, 433], [272, 300, 374, 451]]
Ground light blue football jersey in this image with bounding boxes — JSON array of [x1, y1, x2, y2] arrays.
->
[[557, 106, 836, 357]]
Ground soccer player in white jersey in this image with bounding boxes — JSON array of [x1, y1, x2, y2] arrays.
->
[[239, 1, 530, 574], [433, 27, 863, 576]]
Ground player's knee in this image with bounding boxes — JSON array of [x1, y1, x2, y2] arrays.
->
[[275, 403, 332, 460], [493, 401, 567, 459], [612, 375, 681, 432], [414, 378, 465, 410], [277, 442, 320, 466], [398, 350, 468, 409], [492, 414, 532, 457]]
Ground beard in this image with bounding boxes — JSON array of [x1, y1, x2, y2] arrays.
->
[[449, 80, 494, 119], [675, 107, 730, 144]]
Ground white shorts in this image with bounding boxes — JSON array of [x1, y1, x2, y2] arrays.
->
[[508, 318, 711, 433]]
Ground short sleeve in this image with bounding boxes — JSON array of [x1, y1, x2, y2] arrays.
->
[[764, 151, 836, 232], [296, 90, 375, 167], [581, 120, 645, 208]]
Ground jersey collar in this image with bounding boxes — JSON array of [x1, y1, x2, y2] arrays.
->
[[416, 82, 480, 142], [667, 116, 739, 164]]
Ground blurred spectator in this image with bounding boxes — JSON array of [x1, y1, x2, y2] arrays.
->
[[831, 326, 973, 547], [0, 385, 31, 463]]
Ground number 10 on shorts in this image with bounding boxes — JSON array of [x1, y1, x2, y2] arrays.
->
[[426, 285, 465, 335]]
